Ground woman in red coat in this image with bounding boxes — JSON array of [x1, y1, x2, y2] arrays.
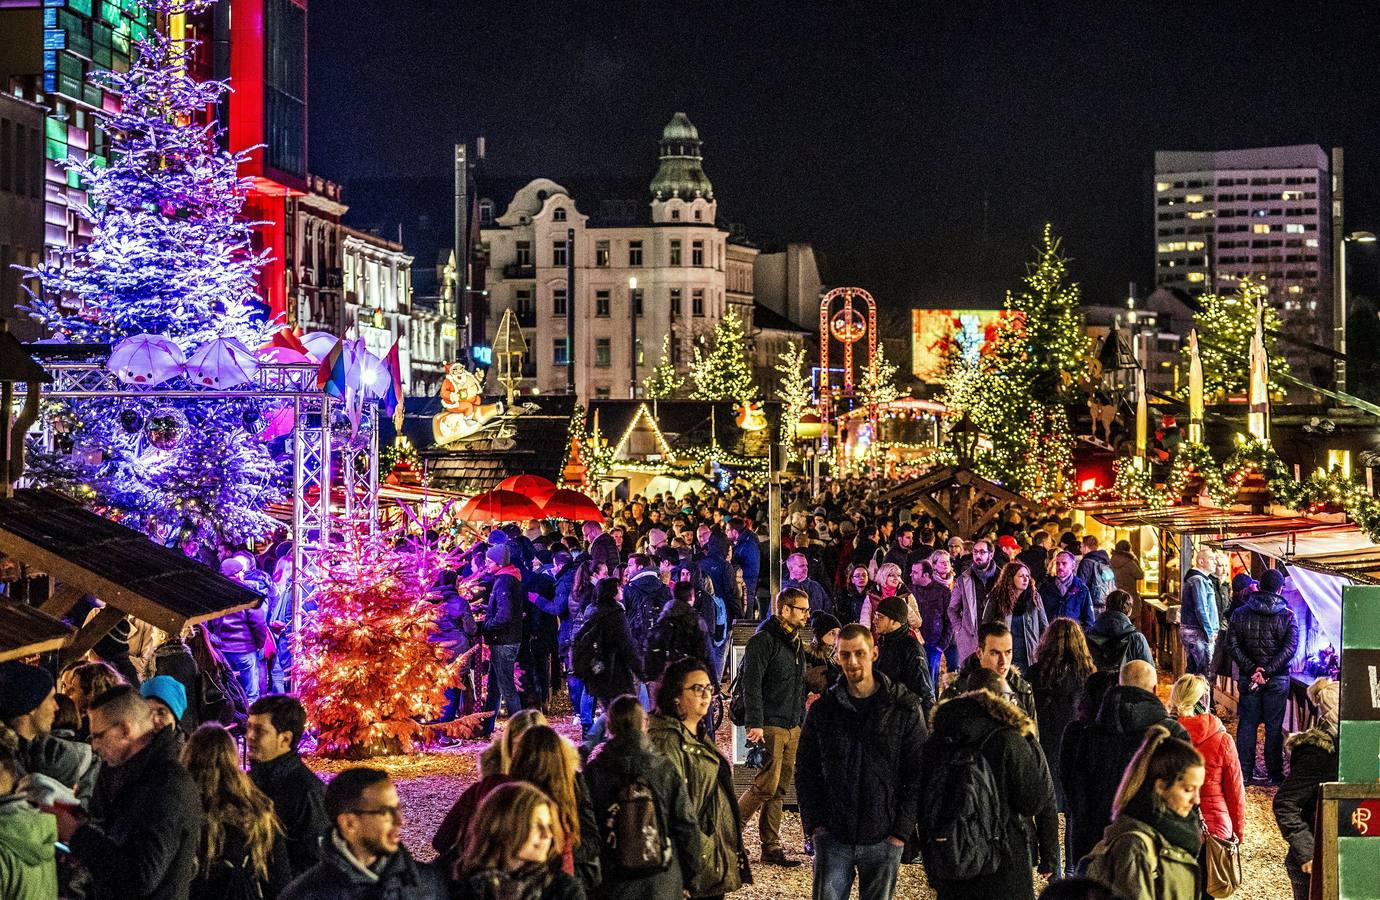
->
[[1170, 673, 1246, 841]]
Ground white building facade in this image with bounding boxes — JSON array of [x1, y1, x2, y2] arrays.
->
[[480, 114, 735, 399], [341, 227, 415, 391]]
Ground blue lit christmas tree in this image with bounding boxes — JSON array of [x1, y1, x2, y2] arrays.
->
[[22, 0, 284, 547]]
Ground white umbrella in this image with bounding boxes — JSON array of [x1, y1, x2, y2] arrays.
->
[[300, 331, 339, 363], [185, 336, 259, 388], [108, 334, 186, 386], [256, 345, 312, 365]]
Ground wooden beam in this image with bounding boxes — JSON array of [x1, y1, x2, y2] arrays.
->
[[59, 605, 126, 667], [38, 583, 86, 618]]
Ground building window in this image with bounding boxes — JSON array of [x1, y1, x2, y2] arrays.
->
[[595, 386, 611, 397], [692, 240, 704, 266], [632, 289, 643, 317], [694, 208, 703, 221], [552, 241, 567, 267], [692, 289, 705, 317], [553, 338, 569, 365], [596, 240, 610, 267], [671, 209, 681, 220], [1252, 224, 1272, 234], [553, 207, 567, 222], [515, 289, 535, 326], [596, 290, 611, 317], [670, 288, 682, 319], [552, 287, 567, 316], [670, 240, 682, 266], [516, 241, 532, 266], [479, 199, 494, 224], [595, 338, 612, 367], [629, 240, 643, 267], [671, 339, 682, 364], [635, 338, 645, 366]]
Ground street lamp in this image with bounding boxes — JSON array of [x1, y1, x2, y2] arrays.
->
[[628, 276, 639, 398], [1337, 231, 1377, 393]]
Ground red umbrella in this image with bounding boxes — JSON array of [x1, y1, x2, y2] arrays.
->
[[455, 489, 544, 523], [496, 474, 558, 504], [541, 488, 604, 522]]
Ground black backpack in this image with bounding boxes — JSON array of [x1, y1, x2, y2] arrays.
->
[[602, 776, 672, 876], [918, 730, 1006, 882], [1086, 631, 1133, 672], [571, 615, 606, 684]]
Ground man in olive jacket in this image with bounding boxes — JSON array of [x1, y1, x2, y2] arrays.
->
[[797, 624, 928, 900], [737, 587, 811, 868]]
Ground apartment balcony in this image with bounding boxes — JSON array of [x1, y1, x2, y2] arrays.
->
[[503, 263, 536, 279]]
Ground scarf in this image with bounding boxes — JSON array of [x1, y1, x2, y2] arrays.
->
[[971, 560, 997, 587], [1125, 789, 1203, 857], [1055, 572, 1075, 596]]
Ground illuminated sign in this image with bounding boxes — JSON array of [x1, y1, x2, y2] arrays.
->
[[471, 345, 493, 366], [911, 309, 1004, 383]]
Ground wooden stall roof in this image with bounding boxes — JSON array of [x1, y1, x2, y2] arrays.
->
[[0, 601, 74, 663], [1091, 505, 1323, 536], [1219, 525, 1380, 584], [0, 489, 262, 635]]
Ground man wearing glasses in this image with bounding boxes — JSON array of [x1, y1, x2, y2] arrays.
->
[[736, 587, 810, 868], [280, 768, 446, 899]]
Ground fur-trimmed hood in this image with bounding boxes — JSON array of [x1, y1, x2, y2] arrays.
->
[[1286, 724, 1336, 754], [930, 688, 1037, 742]]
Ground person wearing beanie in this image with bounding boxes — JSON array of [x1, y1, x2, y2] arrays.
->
[[0, 662, 99, 805], [1274, 677, 1340, 900], [1227, 566, 1299, 785], [140, 676, 187, 736], [479, 535, 526, 737], [804, 611, 843, 697], [872, 594, 934, 714]]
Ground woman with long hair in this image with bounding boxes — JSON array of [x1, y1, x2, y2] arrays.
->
[[836, 564, 872, 624], [507, 725, 595, 883], [453, 782, 582, 900], [647, 657, 752, 899], [181, 725, 289, 900], [1086, 725, 1204, 900], [981, 562, 1048, 670], [1024, 618, 1094, 815], [860, 563, 921, 634], [1169, 674, 1246, 845]]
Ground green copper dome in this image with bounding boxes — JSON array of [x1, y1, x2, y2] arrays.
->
[[650, 112, 714, 201]]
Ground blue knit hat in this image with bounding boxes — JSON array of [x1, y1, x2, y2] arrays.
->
[[140, 675, 187, 723]]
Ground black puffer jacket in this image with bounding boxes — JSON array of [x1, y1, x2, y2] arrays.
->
[[1273, 724, 1338, 867], [1060, 684, 1189, 863], [739, 616, 807, 730], [796, 674, 928, 845], [874, 627, 935, 713], [482, 568, 526, 646], [1227, 591, 1299, 678], [942, 654, 1037, 724], [645, 599, 712, 680]]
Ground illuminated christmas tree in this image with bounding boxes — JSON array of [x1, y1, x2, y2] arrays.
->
[[1185, 275, 1289, 400], [20, 0, 281, 546], [857, 341, 900, 413], [774, 342, 812, 461], [643, 335, 684, 399], [689, 311, 759, 401]]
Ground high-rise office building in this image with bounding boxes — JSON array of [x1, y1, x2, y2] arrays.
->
[[1153, 145, 1332, 386]]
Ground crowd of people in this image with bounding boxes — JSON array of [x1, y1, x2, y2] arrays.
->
[[0, 476, 1335, 900]]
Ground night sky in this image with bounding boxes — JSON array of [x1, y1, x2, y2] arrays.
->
[[309, 1, 1380, 312]]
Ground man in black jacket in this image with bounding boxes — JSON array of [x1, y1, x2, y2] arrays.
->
[[797, 624, 927, 900], [1228, 567, 1300, 784], [52, 685, 202, 900], [621, 553, 670, 657], [247, 695, 330, 876], [872, 595, 935, 714], [583, 696, 701, 900], [942, 622, 1036, 722], [1273, 678, 1339, 900], [1060, 659, 1189, 863], [737, 587, 810, 868], [479, 543, 526, 736]]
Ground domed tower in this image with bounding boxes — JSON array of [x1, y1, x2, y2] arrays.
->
[[649, 112, 716, 224]]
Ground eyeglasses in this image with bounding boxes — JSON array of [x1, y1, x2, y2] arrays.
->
[[787, 604, 810, 613], [348, 806, 402, 821], [683, 683, 715, 696]]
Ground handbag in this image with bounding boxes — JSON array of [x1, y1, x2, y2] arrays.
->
[[1202, 829, 1243, 898]]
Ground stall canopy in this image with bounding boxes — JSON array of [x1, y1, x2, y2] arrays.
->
[[1092, 505, 1322, 536], [1219, 525, 1380, 584]]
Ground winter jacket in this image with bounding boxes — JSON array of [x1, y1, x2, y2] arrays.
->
[[1060, 685, 1190, 863], [482, 566, 526, 646], [70, 724, 204, 900], [644, 599, 712, 681], [1085, 611, 1155, 671], [646, 714, 752, 897], [15, 732, 99, 805], [943, 653, 1037, 723], [1227, 591, 1299, 678], [860, 587, 922, 635], [739, 615, 808, 730], [1109, 549, 1144, 601], [699, 534, 740, 620], [583, 732, 702, 900], [783, 576, 833, 616], [578, 598, 641, 701], [1077, 549, 1115, 610], [153, 639, 203, 730], [1179, 713, 1246, 841], [948, 564, 998, 662], [836, 584, 871, 624], [874, 627, 935, 713], [1038, 575, 1094, 630], [796, 674, 928, 846], [552, 562, 579, 652], [913, 581, 953, 651], [1086, 812, 1200, 900], [1179, 569, 1220, 640], [451, 865, 583, 900], [207, 604, 272, 655], [189, 821, 291, 900], [923, 690, 1060, 900], [278, 831, 447, 900], [980, 585, 1048, 667], [1023, 661, 1087, 811], [249, 751, 330, 876], [1273, 724, 1338, 868], [732, 531, 761, 599], [588, 533, 621, 575], [1017, 546, 1049, 580], [621, 570, 670, 655], [0, 794, 57, 900]]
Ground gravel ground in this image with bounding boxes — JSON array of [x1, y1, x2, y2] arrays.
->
[[306, 696, 1295, 900]]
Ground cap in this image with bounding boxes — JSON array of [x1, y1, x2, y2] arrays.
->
[[997, 535, 1020, 553], [1260, 568, 1286, 594], [0, 661, 54, 721], [876, 595, 909, 626], [486, 544, 511, 567], [140, 675, 187, 722]]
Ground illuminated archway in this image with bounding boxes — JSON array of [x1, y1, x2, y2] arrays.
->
[[818, 287, 877, 433]]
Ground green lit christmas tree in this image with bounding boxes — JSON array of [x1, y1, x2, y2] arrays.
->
[[689, 311, 759, 401], [643, 335, 684, 399], [1185, 275, 1288, 400]]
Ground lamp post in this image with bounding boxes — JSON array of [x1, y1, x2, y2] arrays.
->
[[628, 275, 638, 398], [1337, 230, 1377, 394]]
